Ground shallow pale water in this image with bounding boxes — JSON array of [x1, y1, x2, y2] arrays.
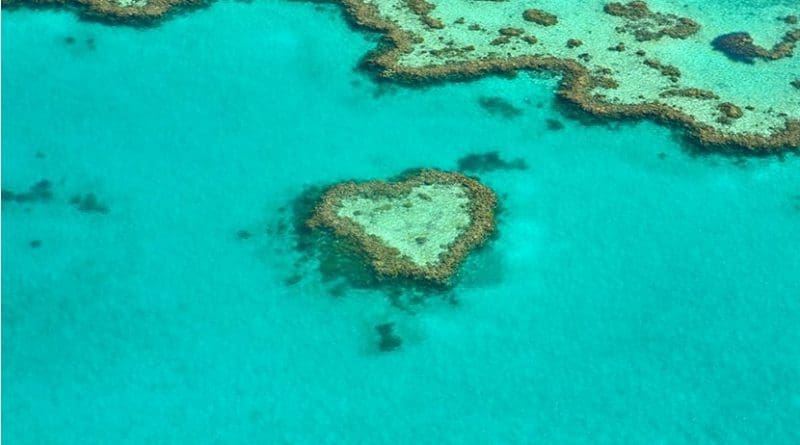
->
[[2, 2, 800, 444]]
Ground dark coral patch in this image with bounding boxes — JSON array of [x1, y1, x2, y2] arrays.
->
[[712, 32, 762, 64], [457, 151, 528, 173], [69, 193, 109, 214], [545, 118, 565, 131], [604, 1, 699, 41], [2, 180, 54, 204], [523, 9, 558, 26], [712, 30, 800, 63], [375, 322, 402, 352], [478, 96, 523, 119]]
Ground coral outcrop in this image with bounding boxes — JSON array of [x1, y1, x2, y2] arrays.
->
[[307, 170, 496, 284]]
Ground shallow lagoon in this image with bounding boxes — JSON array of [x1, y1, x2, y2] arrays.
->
[[3, 1, 800, 443]]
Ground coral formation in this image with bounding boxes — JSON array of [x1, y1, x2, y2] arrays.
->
[[712, 31, 800, 64], [643, 58, 681, 81], [319, 0, 800, 151], [9, 0, 800, 151], [609, 42, 626, 52], [307, 170, 497, 284], [659, 88, 719, 100], [718, 102, 743, 119], [404, 0, 444, 29], [69, 193, 109, 214], [456, 151, 527, 173], [523, 9, 558, 26], [545, 118, 565, 130], [566, 38, 583, 48], [3, 0, 206, 22], [375, 322, 402, 351], [522, 35, 538, 45], [477, 96, 523, 119], [499, 27, 525, 37], [2, 179, 53, 204], [604, 1, 700, 41]]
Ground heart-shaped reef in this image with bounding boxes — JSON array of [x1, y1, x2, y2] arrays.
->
[[307, 170, 497, 285]]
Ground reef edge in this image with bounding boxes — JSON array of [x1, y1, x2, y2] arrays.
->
[[323, 0, 800, 152], [307, 169, 497, 285]]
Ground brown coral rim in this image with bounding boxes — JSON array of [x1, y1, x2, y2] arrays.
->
[[330, 0, 800, 151], [2, 0, 207, 23], [307, 170, 497, 285], [7, 0, 799, 150]]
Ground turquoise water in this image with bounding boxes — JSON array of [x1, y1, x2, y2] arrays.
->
[[3, 2, 800, 444]]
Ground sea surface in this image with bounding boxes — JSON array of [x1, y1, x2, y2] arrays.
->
[[2, 1, 800, 444]]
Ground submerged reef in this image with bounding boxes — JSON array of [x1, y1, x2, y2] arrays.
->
[[457, 151, 528, 173], [8, 0, 800, 151], [2, 180, 54, 204], [523, 9, 558, 27], [477, 96, 523, 119], [307, 170, 497, 284], [375, 322, 402, 352], [69, 193, 110, 214], [711, 31, 800, 64], [266, 182, 466, 311], [604, 1, 699, 42]]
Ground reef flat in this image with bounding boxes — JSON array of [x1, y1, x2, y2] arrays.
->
[[329, 0, 800, 150], [1, 0, 205, 21], [6, 0, 799, 150], [308, 170, 496, 284]]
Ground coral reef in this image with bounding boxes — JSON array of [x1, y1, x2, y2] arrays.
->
[[545, 118, 565, 130], [604, 1, 649, 20], [404, 0, 444, 29], [69, 193, 109, 214], [477, 96, 523, 119], [604, 1, 699, 41], [566, 38, 583, 48], [307, 170, 497, 284], [3, 0, 207, 23], [2, 179, 53, 204], [276, 185, 461, 309], [375, 322, 402, 351], [643, 58, 681, 82], [523, 9, 557, 26], [456, 151, 527, 173], [718, 102, 743, 119], [712, 31, 800, 64], [10, 0, 800, 151], [322, 0, 800, 151], [659, 88, 719, 100]]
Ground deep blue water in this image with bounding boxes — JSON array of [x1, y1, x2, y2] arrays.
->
[[3, 2, 800, 444]]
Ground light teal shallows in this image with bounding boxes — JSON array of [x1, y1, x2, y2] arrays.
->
[[2, 2, 800, 444]]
